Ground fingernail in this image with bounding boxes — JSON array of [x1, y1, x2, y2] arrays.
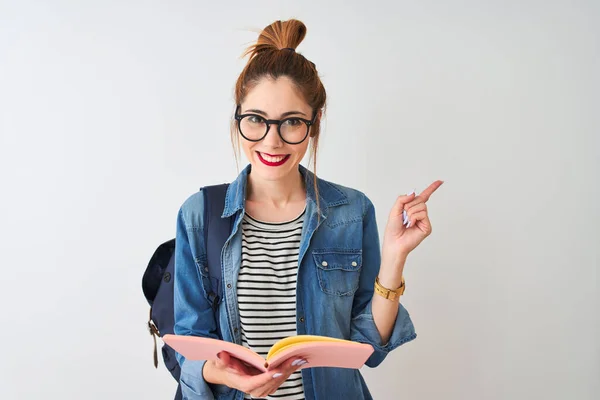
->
[[297, 360, 308, 366], [273, 373, 283, 378], [291, 359, 302, 366], [407, 221, 411, 228], [407, 189, 415, 196]]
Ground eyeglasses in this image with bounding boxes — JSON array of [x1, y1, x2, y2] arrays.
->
[[234, 105, 317, 145]]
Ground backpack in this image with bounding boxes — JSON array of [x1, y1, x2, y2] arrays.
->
[[142, 184, 233, 399]]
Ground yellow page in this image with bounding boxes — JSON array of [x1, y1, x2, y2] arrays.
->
[[266, 335, 350, 361]]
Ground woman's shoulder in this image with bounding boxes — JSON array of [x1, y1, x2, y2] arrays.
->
[[177, 190, 206, 228]]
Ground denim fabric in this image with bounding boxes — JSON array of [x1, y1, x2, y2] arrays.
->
[[173, 164, 417, 400]]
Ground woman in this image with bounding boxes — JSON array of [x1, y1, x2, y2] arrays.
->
[[173, 19, 443, 400]]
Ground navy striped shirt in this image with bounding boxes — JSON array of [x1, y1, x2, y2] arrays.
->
[[239, 207, 306, 400]]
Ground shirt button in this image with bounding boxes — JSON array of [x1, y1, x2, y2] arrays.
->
[[234, 327, 239, 333], [227, 283, 232, 289], [204, 267, 208, 272], [299, 317, 305, 323], [321, 261, 328, 267], [351, 261, 358, 267]]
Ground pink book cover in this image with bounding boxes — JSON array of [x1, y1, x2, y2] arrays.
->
[[162, 334, 374, 372]]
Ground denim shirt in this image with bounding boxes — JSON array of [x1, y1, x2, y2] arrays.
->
[[173, 164, 417, 400]]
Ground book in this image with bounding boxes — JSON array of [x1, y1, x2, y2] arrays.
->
[[162, 334, 374, 372]]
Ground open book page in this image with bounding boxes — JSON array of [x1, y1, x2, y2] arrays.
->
[[267, 335, 350, 360], [265, 339, 373, 370], [162, 334, 374, 372]]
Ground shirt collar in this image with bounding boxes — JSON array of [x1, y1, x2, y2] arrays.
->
[[221, 163, 348, 218]]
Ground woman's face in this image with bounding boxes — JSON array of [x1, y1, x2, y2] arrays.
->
[[238, 76, 313, 183]]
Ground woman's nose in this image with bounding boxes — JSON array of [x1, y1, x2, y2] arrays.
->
[[262, 123, 283, 147]]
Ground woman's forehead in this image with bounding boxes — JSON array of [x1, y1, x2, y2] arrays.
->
[[242, 77, 310, 115]]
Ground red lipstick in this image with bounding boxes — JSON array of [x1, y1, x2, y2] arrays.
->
[[257, 152, 290, 167]]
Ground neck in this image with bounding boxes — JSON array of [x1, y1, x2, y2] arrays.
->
[[246, 168, 306, 208]]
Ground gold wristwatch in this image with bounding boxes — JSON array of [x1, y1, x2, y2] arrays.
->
[[374, 276, 405, 301]]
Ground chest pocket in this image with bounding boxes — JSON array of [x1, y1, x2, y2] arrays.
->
[[313, 249, 362, 296]]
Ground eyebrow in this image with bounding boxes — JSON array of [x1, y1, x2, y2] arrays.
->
[[244, 109, 308, 118]]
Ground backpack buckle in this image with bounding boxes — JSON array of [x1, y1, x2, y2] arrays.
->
[[148, 320, 159, 336], [147, 308, 160, 336]]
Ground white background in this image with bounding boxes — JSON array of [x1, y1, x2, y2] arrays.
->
[[1, 0, 598, 399]]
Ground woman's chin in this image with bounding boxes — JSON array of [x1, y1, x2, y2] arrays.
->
[[251, 160, 298, 181]]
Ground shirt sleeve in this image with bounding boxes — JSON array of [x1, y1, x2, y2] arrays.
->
[[173, 201, 233, 398], [349, 194, 417, 367]]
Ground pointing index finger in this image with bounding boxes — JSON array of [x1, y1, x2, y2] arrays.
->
[[419, 180, 444, 202]]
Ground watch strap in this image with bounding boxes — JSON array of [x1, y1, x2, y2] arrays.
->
[[374, 276, 405, 301]]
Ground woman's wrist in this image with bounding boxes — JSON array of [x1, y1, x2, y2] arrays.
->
[[378, 253, 407, 289]]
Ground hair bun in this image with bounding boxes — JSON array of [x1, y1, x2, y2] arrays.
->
[[243, 19, 307, 59]]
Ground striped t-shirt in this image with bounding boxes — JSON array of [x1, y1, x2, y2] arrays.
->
[[238, 206, 307, 400]]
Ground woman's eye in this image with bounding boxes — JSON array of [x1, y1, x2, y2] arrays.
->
[[284, 118, 301, 126], [248, 116, 263, 124]]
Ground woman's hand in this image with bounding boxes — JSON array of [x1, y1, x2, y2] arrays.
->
[[204, 352, 305, 398], [381, 181, 444, 267]]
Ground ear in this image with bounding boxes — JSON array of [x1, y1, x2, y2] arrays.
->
[[309, 109, 322, 137]]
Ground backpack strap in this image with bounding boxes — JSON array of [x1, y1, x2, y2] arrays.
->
[[202, 184, 232, 312]]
